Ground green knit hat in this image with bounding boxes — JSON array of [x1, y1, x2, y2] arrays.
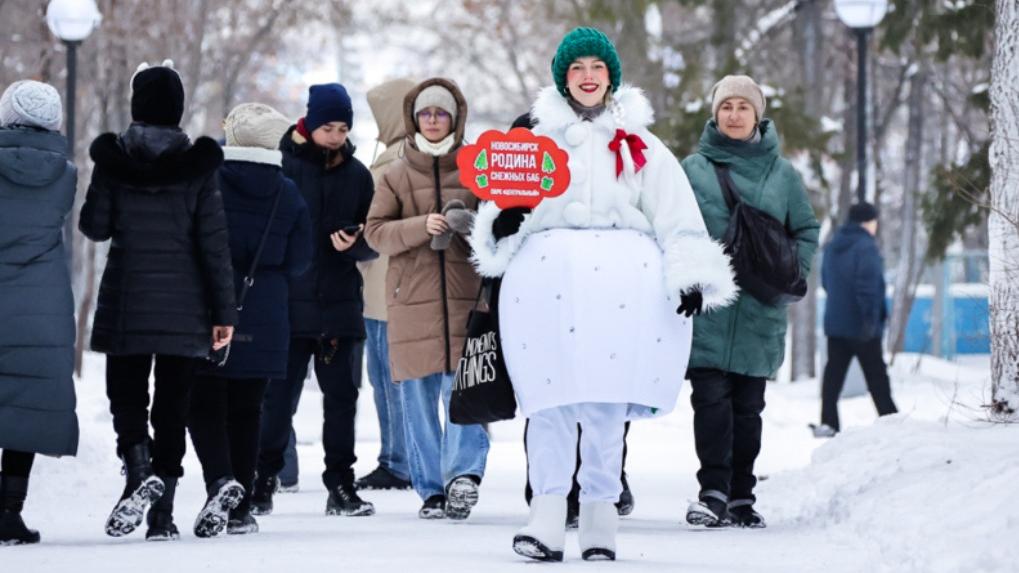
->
[[551, 27, 622, 97]]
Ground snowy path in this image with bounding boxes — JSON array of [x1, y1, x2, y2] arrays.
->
[[4, 353, 1012, 572]]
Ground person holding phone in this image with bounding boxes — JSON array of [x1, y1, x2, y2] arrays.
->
[[251, 83, 379, 518]]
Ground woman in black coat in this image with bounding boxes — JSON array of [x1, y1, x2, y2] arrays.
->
[[78, 62, 237, 541], [0, 80, 77, 545], [187, 103, 312, 538]]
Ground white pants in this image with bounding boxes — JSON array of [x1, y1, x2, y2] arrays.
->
[[526, 403, 628, 504]]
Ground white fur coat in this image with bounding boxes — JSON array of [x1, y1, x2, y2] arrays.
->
[[468, 85, 737, 310]]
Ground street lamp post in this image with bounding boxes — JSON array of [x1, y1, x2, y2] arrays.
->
[[45, 0, 102, 267], [834, 0, 888, 204]]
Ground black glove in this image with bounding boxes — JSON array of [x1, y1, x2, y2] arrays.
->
[[492, 207, 531, 240], [677, 289, 704, 317]]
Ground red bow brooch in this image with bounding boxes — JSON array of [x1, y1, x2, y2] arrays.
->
[[608, 129, 648, 178]]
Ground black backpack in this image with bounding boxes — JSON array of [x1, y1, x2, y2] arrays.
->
[[711, 162, 806, 306]]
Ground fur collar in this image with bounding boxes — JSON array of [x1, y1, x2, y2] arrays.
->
[[223, 146, 282, 166], [530, 84, 655, 133], [90, 132, 222, 184]]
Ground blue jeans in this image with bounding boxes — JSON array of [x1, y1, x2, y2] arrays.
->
[[365, 319, 409, 480], [400, 372, 490, 500]]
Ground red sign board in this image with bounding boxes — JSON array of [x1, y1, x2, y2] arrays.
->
[[457, 128, 571, 209]]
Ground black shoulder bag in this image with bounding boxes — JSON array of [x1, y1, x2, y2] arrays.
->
[[449, 277, 517, 424], [712, 163, 807, 306], [208, 185, 285, 367]]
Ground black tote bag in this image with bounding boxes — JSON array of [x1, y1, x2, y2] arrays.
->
[[712, 163, 807, 306], [449, 278, 517, 425]]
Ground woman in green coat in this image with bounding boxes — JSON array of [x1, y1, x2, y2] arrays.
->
[[680, 75, 820, 529]]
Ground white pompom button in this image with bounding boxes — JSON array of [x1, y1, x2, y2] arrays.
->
[[568, 161, 587, 184], [563, 202, 590, 226], [564, 123, 589, 147]]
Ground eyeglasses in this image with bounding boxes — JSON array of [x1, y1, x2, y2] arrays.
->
[[416, 109, 452, 122]]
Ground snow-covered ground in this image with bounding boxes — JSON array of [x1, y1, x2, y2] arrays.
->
[[5, 352, 1016, 572]]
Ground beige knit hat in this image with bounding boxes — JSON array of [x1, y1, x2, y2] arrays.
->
[[710, 75, 766, 120], [413, 85, 457, 122], [223, 103, 292, 150]]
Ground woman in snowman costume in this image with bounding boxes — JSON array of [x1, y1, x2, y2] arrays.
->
[[470, 27, 738, 562]]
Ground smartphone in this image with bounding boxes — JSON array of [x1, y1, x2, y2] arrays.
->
[[339, 224, 362, 235]]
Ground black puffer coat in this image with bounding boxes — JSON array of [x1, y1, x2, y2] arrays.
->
[[0, 126, 78, 456], [280, 125, 376, 340], [80, 124, 238, 357]]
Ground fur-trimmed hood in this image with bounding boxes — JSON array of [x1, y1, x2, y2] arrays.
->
[[90, 123, 222, 186], [530, 84, 655, 134]]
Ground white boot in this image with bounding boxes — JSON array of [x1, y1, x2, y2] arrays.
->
[[513, 495, 567, 562], [579, 501, 618, 561]]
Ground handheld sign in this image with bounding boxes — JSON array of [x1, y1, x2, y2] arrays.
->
[[457, 128, 571, 209]]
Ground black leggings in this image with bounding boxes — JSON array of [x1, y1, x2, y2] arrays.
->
[[1, 450, 35, 478], [188, 375, 269, 507], [106, 354, 197, 477]]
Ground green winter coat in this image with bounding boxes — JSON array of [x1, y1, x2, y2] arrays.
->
[[681, 119, 820, 379]]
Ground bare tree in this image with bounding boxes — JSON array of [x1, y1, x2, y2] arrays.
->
[[988, 0, 1019, 418]]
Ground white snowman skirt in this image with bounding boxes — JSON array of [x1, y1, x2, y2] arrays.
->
[[499, 228, 692, 419]]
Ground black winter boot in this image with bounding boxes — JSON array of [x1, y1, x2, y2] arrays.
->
[[354, 466, 412, 491], [728, 500, 766, 528], [105, 442, 166, 537], [250, 473, 276, 516], [145, 476, 179, 541], [227, 507, 259, 535], [194, 477, 245, 538], [615, 473, 634, 516], [0, 475, 40, 545], [325, 482, 375, 517], [685, 493, 732, 528]]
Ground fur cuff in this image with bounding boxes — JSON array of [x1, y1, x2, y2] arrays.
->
[[468, 201, 531, 277], [664, 232, 739, 311]]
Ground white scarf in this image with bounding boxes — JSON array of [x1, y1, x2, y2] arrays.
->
[[414, 133, 456, 157]]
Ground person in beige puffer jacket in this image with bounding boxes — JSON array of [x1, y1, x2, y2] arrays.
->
[[365, 78, 490, 521], [354, 78, 416, 492]]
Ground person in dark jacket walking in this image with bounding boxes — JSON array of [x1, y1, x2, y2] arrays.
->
[[815, 202, 897, 436], [187, 103, 312, 538], [79, 61, 237, 541], [0, 80, 77, 545], [681, 75, 820, 529], [251, 83, 378, 518]]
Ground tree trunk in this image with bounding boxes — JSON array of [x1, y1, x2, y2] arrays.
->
[[988, 0, 1019, 418], [789, 0, 822, 380], [888, 66, 928, 354]]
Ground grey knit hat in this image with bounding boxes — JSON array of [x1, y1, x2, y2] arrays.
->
[[0, 80, 63, 131], [710, 75, 766, 121], [224, 103, 291, 150], [413, 85, 457, 122]]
